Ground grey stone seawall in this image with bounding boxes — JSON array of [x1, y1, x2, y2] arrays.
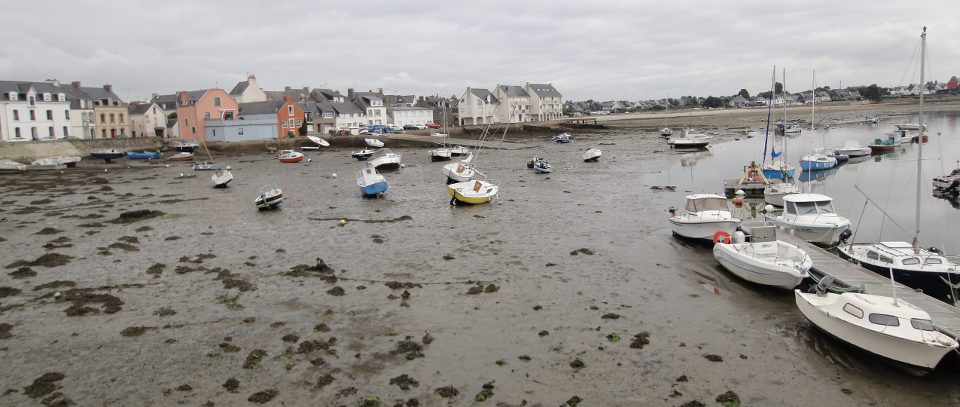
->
[[0, 137, 163, 161]]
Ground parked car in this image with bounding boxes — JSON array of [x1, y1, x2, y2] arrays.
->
[[424, 122, 440, 129], [403, 124, 419, 130]]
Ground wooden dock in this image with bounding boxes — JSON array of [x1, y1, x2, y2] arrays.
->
[[773, 230, 960, 336], [723, 178, 780, 196]]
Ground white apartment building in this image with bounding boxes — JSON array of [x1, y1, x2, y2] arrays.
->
[[0, 81, 72, 141]]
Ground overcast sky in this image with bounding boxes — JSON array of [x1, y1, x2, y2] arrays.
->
[[2, 1, 957, 102]]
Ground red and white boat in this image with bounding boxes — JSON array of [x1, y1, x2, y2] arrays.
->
[[307, 136, 330, 147], [278, 150, 304, 163], [167, 152, 194, 161]]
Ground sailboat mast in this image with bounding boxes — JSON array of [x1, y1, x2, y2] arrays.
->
[[914, 27, 926, 251], [782, 69, 788, 163], [762, 66, 774, 166]]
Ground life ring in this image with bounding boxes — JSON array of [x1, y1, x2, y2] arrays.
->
[[713, 231, 731, 244]]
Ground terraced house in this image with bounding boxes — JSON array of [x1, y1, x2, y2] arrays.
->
[[151, 89, 237, 142], [0, 80, 71, 141], [459, 83, 563, 125]]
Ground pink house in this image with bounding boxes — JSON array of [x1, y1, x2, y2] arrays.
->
[[171, 89, 237, 142]]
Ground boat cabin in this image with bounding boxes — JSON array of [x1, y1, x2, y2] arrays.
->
[[865, 242, 954, 269], [833, 293, 940, 341], [684, 194, 730, 213], [783, 194, 837, 217]]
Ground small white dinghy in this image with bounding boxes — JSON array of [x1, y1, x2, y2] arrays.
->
[[796, 277, 958, 376], [212, 169, 233, 188], [307, 135, 330, 147], [365, 138, 384, 148], [712, 225, 811, 288], [581, 148, 602, 162], [369, 148, 402, 170]]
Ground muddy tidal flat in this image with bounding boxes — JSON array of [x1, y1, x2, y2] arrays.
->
[[1, 104, 960, 406]]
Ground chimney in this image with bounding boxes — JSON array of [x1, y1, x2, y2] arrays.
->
[[347, 88, 355, 98], [104, 84, 113, 93], [285, 96, 293, 103], [378, 88, 383, 95], [130, 101, 140, 107], [45, 79, 60, 86], [71, 81, 81, 88], [179, 91, 190, 105], [151, 93, 158, 100], [284, 86, 291, 92], [303, 87, 309, 92]]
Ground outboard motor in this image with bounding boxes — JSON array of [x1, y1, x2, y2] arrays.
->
[[836, 229, 852, 246], [814, 275, 835, 297]]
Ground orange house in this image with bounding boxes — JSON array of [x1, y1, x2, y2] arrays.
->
[[237, 96, 305, 139], [172, 89, 238, 142]]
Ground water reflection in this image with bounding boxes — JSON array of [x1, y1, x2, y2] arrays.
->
[[799, 167, 837, 183], [679, 149, 713, 167], [933, 190, 960, 210]]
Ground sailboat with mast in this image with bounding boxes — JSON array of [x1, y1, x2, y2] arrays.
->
[[838, 28, 960, 305], [798, 71, 837, 171], [763, 68, 801, 206], [660, 96, 672, 138], [447, 106, 509, 205], [429, 102, 453, 161], [195, 134, 232, 187]]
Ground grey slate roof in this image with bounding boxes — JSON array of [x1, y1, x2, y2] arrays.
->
[[128, 102, 159, 116], [469, 88, 498, 104], [238, 100, 287, 116], [498, 85, 528, 98], [313, 89, 345, 102], [57, 84, 93, 109], [0, 81, 65, 101], [151, 90, 209, 108], [82, 86, 126, 106], [229, 81, 249, 95], [527, 83, 561, 98], [327, 102, 364, 115]]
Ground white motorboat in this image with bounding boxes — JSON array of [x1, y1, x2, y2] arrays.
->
[[369, 148, 402, 170], [796, 283, 958, 376], [660, 128, 672, 138], [713, 225, 811, 288], [763, 182, 802, 207], [307, 135, 330, 147], [430, 133, 449, 138], [449, 146, 468, 157], [668, 194, 740, 240], [764, 193, 850, 244], [351, 149, 374, 161], [448, 179, 499, 205], [443, 153, 484, 183], [175, 140, 200, 152], [357, 162, 388, 196], [835, 140, 871, 158], [212, 169, 233, 188], [365, 138, 384, 148], [893, 123, 926, 131], [581, 148, 602, 162], [667, 129, 712, 148]]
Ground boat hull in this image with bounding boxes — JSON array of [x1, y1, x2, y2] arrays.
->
[[795, 290, 953, 374], [764, 217, 848, 244], [761, 168, 796, 180], [798, 159, 837, 171], [279, 156, 303, 163], [447, 181, 498, 204], [837, 147, 871, 157], [668, 218, 740, 240], [837, 247, 960, 304], [713, 242, 809, 288], [360, 182, 388, 196], [212, 171, 233, 188], [126, 151, 161, 159], [255, 193, 283, 209]]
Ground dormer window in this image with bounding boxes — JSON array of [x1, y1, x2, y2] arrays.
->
[[8, 92, 16, 101], [58, 94, 65, 102], [43, 93, 51, 101]]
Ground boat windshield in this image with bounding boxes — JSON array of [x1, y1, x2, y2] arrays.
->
[[686, 198, 728, 212], [794, 200, 835, 215]]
